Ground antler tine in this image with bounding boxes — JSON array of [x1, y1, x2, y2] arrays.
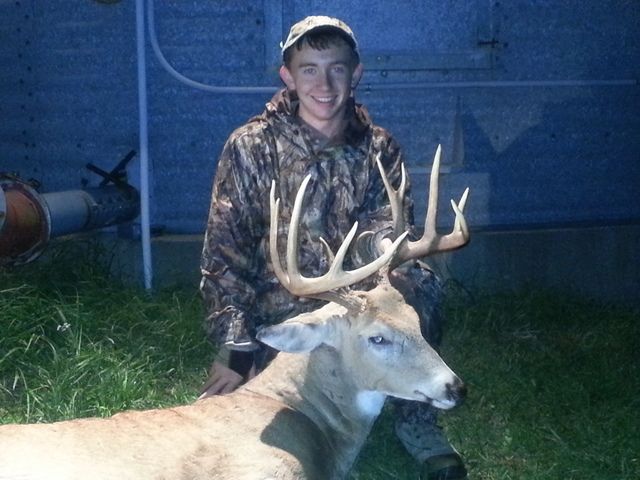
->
[[393, 144, 471, 265], [424, 144, 442, 236], [452, 187, 470, 237], [318, 237, 335, 264], [269, 175, 408, 297], [285, 175, 312, 280], [376, 153, 407, 238]]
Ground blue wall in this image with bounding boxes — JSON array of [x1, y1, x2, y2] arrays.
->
[[1, 1, 639, 234]]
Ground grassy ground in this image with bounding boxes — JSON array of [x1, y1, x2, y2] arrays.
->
[[355, 289, 640, 479], [1, 242, 638, 479]]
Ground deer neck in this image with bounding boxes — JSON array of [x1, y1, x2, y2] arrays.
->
[[242, 345, 384, 475]]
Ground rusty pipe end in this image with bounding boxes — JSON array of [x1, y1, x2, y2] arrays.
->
[[0, 179, 52, 266]]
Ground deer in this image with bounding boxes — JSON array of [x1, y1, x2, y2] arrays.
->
[[0, 145, 470, 480]]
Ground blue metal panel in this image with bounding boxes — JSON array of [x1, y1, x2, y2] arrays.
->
[[0, 0, 638, 235], [0, 0, 139, 193]]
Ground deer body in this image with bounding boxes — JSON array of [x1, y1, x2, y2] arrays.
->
[[0, 391, 328, 480], [0, 283, 463, 480]]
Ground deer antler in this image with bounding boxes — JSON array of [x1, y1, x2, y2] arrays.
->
[[269, 176, 408, 297], [376, 144, 470, 267], [377, 157, 408, 238]]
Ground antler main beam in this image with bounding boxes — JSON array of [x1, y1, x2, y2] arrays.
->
[[377, 144, 470, 267], [269, 176, 407, 297]]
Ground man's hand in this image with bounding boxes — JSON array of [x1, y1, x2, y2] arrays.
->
[[198, 360, 256, 399]]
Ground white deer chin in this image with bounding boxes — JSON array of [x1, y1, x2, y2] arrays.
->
[[355, 391, 387, 417]]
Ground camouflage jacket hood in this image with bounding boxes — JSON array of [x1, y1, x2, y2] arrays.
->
[[200, 88, 416, 348]]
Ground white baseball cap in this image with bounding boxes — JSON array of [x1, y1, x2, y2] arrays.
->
[[280, 15, 359, 58]]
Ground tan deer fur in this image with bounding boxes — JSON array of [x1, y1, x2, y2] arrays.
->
[[0, 281, 464, 480]]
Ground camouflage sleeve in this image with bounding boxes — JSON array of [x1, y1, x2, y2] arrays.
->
[[200, 128, 271, 350]]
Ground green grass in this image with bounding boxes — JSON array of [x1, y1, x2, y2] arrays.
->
[[1, 241, 638, 479], [437, 291, 640, 480], [0, 241, 213, 423]]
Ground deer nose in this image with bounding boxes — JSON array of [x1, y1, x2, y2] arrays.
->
[[446, 377, 467, 405]]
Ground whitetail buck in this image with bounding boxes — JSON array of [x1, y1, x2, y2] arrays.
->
[[0, 146, 469, 480]]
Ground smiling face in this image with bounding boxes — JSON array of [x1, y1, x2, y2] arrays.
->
[[279, 39, 363, 138]]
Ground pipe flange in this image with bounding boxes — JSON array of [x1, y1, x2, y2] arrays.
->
[[0, 178, 52, 266]]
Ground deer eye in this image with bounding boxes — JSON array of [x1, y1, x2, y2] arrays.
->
[[368, 335, 390, 346]]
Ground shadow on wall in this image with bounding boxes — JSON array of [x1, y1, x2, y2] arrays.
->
[[462, 89, 640, 228], [428, 82, 640, 306]]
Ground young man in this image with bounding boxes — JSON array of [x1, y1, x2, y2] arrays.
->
[[199, 16, 467, 480]]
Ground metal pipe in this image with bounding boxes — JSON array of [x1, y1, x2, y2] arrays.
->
[[360, 79, 638, 91], [44, 186, 140, 237], [147, 0, 637, 94], [0, 177, 139, 267], [0, 179, 50, 265], [146, 0, 275, 94], [42, 190, 93, 237], [136, 0, 153, 290]]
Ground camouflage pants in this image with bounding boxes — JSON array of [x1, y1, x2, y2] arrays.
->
[[392, 398, 456, 462], [388, 263, 459, 461]]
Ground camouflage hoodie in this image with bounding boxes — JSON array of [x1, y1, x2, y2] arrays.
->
[[200, 88, 437, 350]]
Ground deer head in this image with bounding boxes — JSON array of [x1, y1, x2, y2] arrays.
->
[[257, 145, 469, 412]]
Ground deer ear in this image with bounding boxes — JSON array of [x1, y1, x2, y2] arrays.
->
[[257, 315, 334, 353]]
